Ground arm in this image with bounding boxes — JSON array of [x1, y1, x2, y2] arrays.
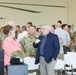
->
[[66, 32, 71, 47], [33, 39, 40, 48], [19, 37, 26, 50], [17, 34, 20, 42], [33, 42, 38, 48], [52, 34, 60, 60], [33, 35, 42, 48], [2, 40, 12, 57]]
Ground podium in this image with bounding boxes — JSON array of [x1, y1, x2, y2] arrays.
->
[[0, 50, 4, 75], [7, 64, 28, 75]]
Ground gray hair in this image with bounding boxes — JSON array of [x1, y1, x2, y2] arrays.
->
[[41, 24, 50, 29], [22, 26, 27, 31]]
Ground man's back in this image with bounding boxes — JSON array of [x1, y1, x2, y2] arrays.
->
[[17, 31, 28, 42], [55, 27, 70, 46]]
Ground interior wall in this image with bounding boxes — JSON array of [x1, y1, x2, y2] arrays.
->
[[0, 0, 67, 27], [67, 0, 76, 31], [67, 0, 76, 24]]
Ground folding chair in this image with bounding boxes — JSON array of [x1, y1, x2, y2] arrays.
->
[[24, 57, 39, 75], [55, 59, 65, 75], [7, 64, 28, 75], [64, 52, 76, 75]]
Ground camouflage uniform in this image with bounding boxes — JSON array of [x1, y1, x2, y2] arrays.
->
[[70, 43, 76, 52], [19, 33, 39, 57], [0, 32, 5, 49], [57, 37, 64, 60], [73, 31, 76, 37], [15, 31, 22, 39]]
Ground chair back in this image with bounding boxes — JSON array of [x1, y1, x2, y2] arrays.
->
[[7, 65, 28, 75]]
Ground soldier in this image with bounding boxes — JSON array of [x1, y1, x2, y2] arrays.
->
[[70, 43, 76, 52], [0, 27, 6, 49], [20, 26, 39, 57], [57, 37, 64, 60], [73, 31, 76, 37], [15, 25, 22, 38]]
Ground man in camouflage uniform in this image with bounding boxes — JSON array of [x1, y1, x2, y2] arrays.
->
[[20, 26, 39, 57], [73, 31, 76, 37], [0, 27, 6, 49], [15, 25, 22, 38], [70, 43, 76, 52]]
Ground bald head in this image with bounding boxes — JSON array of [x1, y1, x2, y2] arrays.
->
[[6, 21, 15, 27]]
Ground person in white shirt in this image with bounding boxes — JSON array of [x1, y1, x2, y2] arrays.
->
[[17, 26, 28, 42], [55, 23, 70, 54]]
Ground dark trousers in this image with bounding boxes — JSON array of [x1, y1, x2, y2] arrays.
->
[[63, 46, 70, 54], [5, 66, 7, 71]]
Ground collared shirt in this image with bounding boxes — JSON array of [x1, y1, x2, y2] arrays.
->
[[55, 27, 70, 45], [17, 31, 28, 42], [40, 36, 47, 55]]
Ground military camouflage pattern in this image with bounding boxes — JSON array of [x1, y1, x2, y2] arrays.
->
[[57, 37, 64, 60], [73, 31, 76, 37], [70, 43, 76, 52], [15, 31, 22, 38], [11, 50, 25, 58], [19, 33, 39, 57], [0, 32, 6, 49]]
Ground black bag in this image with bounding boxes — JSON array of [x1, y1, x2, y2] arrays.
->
[[10, 58, 23, 65]]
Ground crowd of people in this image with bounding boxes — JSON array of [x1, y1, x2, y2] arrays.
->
[[0, 20, 76, 75]]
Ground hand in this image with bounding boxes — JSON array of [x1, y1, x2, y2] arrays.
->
[[35, 39, 40, 44]]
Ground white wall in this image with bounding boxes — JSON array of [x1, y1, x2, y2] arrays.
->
[[0, 0, 67, 27], [67, 0, 76, 24], [67, 0, 76, 31]]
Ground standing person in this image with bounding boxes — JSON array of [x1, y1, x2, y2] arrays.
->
[[73, 31, 76, 37], [2, 25, 21, 70], [33, 24, 60, 75], [17, 26, 28, 42], [0, 21, 16, 49], [57, 20, 62, 25], [15, 25, 22, 38], [61, 24, 71, 52], [26, 22, 32, 30], [55, 23, 70, 54], [20, 26, 38, 57], [68, 25, 73, 39], [0, 27, 5, 49], [50, 26, 55, 33]]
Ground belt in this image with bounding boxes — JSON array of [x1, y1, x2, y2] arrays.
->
[[63, 45, 68, 48]]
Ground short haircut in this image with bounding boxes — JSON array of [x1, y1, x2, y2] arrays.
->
[[42, 24, 50, 29], [29, 25, 36, 29], [37, 28, 40, 32], [52, 24, 55, 29], [16, 25, 20, 28], [22, 26, 27, 31], [68, 25, 71, 28], [27, 22, 32, 25], [32, 25, 36, 29], [57, 20, 62, 24], [61, 24, 67, 29]]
